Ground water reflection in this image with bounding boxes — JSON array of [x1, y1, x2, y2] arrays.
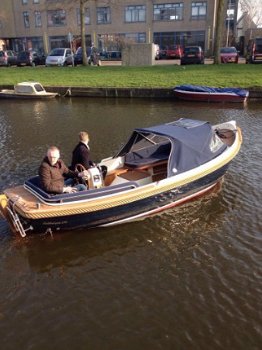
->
[[8, 182, 228, 274]]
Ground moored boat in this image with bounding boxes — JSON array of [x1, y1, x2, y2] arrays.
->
[[0, 81, 58, 99], [174, 84, 249, 103], [0, 118, 242, 237]]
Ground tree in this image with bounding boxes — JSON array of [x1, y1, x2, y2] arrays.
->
[[239, 0, 262, 28], [80, 0, 88, 66], [78, 0, 121, 66], [213, 0, 226, 64]]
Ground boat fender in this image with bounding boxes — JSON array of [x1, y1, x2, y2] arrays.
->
[[0, 194, 8, 219]]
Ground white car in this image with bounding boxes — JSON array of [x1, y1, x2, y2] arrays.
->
[[45, 48, 73, 66]]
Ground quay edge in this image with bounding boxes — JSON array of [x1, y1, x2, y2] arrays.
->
[[1, 85, 262, 99], [43, 86, 262, 99]]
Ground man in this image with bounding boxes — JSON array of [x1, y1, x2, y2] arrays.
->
[[71, 131, 94, 170], [39, 146, 87, 194]]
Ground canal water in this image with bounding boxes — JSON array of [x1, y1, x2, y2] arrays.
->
[[0, 97, 261, 350]]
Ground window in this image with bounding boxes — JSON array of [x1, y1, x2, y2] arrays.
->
[[33, 0, 40, 3], [22, 0, 28, 4], [35, 11, 42, 27], [125, 32, 146, 43], [191, 2, 207, 20], [23, 11, 30, 27], [76, 8, 90, 25], [47, 10, 66, 26], [49, 36, 68, 49], [125, 5, 146, 23], [153, 3, 183, 21], [97, 7, 111, 24]]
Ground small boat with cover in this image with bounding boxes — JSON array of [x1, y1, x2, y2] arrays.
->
[[0, 81, 58, 99], [0, 118, 242, 237], [174, 84, 249, 103]]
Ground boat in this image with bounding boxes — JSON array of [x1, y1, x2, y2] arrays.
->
[[0, 82, 58, 99], [174, 84, 249, 103], [0, 118, 242, 238]]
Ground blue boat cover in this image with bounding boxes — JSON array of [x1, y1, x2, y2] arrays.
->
[[116, 118, 227, 177], [175, 84, 248, 97]]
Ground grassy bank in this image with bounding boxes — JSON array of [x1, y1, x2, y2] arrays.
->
[[0, 64, 261, 88]]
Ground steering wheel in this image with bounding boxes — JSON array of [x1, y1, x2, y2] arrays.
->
[[75, 163, 88, 186]]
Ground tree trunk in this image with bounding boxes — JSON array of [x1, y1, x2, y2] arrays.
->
[[213, 0, 226, 64], [80, 0, 88, 66]]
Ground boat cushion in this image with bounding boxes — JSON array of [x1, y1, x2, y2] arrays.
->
[[124, 142, 171, 168], [24, 176, 138, 204]]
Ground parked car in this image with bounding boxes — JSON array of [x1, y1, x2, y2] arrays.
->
[[0, 50, 17, 66], [45, 48, 73, 67], [74, 46, 101, 66], [74, 47, 91, 66], [158, 48, 167, 59], [180, 46, 204, 65], [220, 47, 239, 63], [153, 44, 160, 60], [166, 45, 183, 59], [17, 50, 46, 67], [246, 37, 262, 64], [99, 50, 122, 61]]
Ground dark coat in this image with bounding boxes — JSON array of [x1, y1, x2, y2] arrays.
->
[[39, 156, 76, 194], [71, 142, 93, 170]]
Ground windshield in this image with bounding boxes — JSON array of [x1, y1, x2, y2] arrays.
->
[[220, 47, 237, 53], [184, 47, 199, 54], [255, 38, 262, 52]]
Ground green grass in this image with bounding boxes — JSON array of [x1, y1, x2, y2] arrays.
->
[[0, 64, 261, 88]]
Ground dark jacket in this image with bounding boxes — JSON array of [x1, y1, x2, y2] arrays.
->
[[71, 142, 93, 170], [39, 156, 76, 194]]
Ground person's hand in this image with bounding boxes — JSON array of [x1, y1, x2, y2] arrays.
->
[[79, 170, 89, 178], [63, 186, 77, 193]]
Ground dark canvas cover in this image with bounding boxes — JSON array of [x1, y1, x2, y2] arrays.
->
[[175, 84, 248, 98], [117, 119, 226, 177]]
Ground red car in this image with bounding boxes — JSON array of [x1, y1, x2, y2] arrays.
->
[[220, 47, 239, 63], [166, 45, 183, 59], [159, 45, 183, 59]]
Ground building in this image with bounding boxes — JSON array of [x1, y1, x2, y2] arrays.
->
[[0, 0, 238, 55]]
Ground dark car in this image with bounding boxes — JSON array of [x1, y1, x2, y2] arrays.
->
[[246, 37, 262, 64], [99, 50, 122, 61], [74, 46, 101, 66], [220, 47, 239, 63], [180, 46, 204, 65], [17, 50, 46, 67], [0, 50, 17, 66], [74, 47, 91, 66]]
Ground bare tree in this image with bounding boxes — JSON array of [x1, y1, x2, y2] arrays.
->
[[78, 0, 122, 65], [239, 0, 262, 27], [213, 0, 226, 64]]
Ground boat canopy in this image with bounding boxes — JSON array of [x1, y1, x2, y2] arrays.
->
[[116, 118, 227, 177], [14, 82, 45, 95], [175, 84, 249, 98]]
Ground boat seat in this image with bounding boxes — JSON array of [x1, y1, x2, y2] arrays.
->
[[24, 175, 138, 204], [124, 142, 171, 168], [24, 176, 54, 199]]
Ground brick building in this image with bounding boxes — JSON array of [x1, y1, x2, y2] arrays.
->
[[0, 0, 238, 55]]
